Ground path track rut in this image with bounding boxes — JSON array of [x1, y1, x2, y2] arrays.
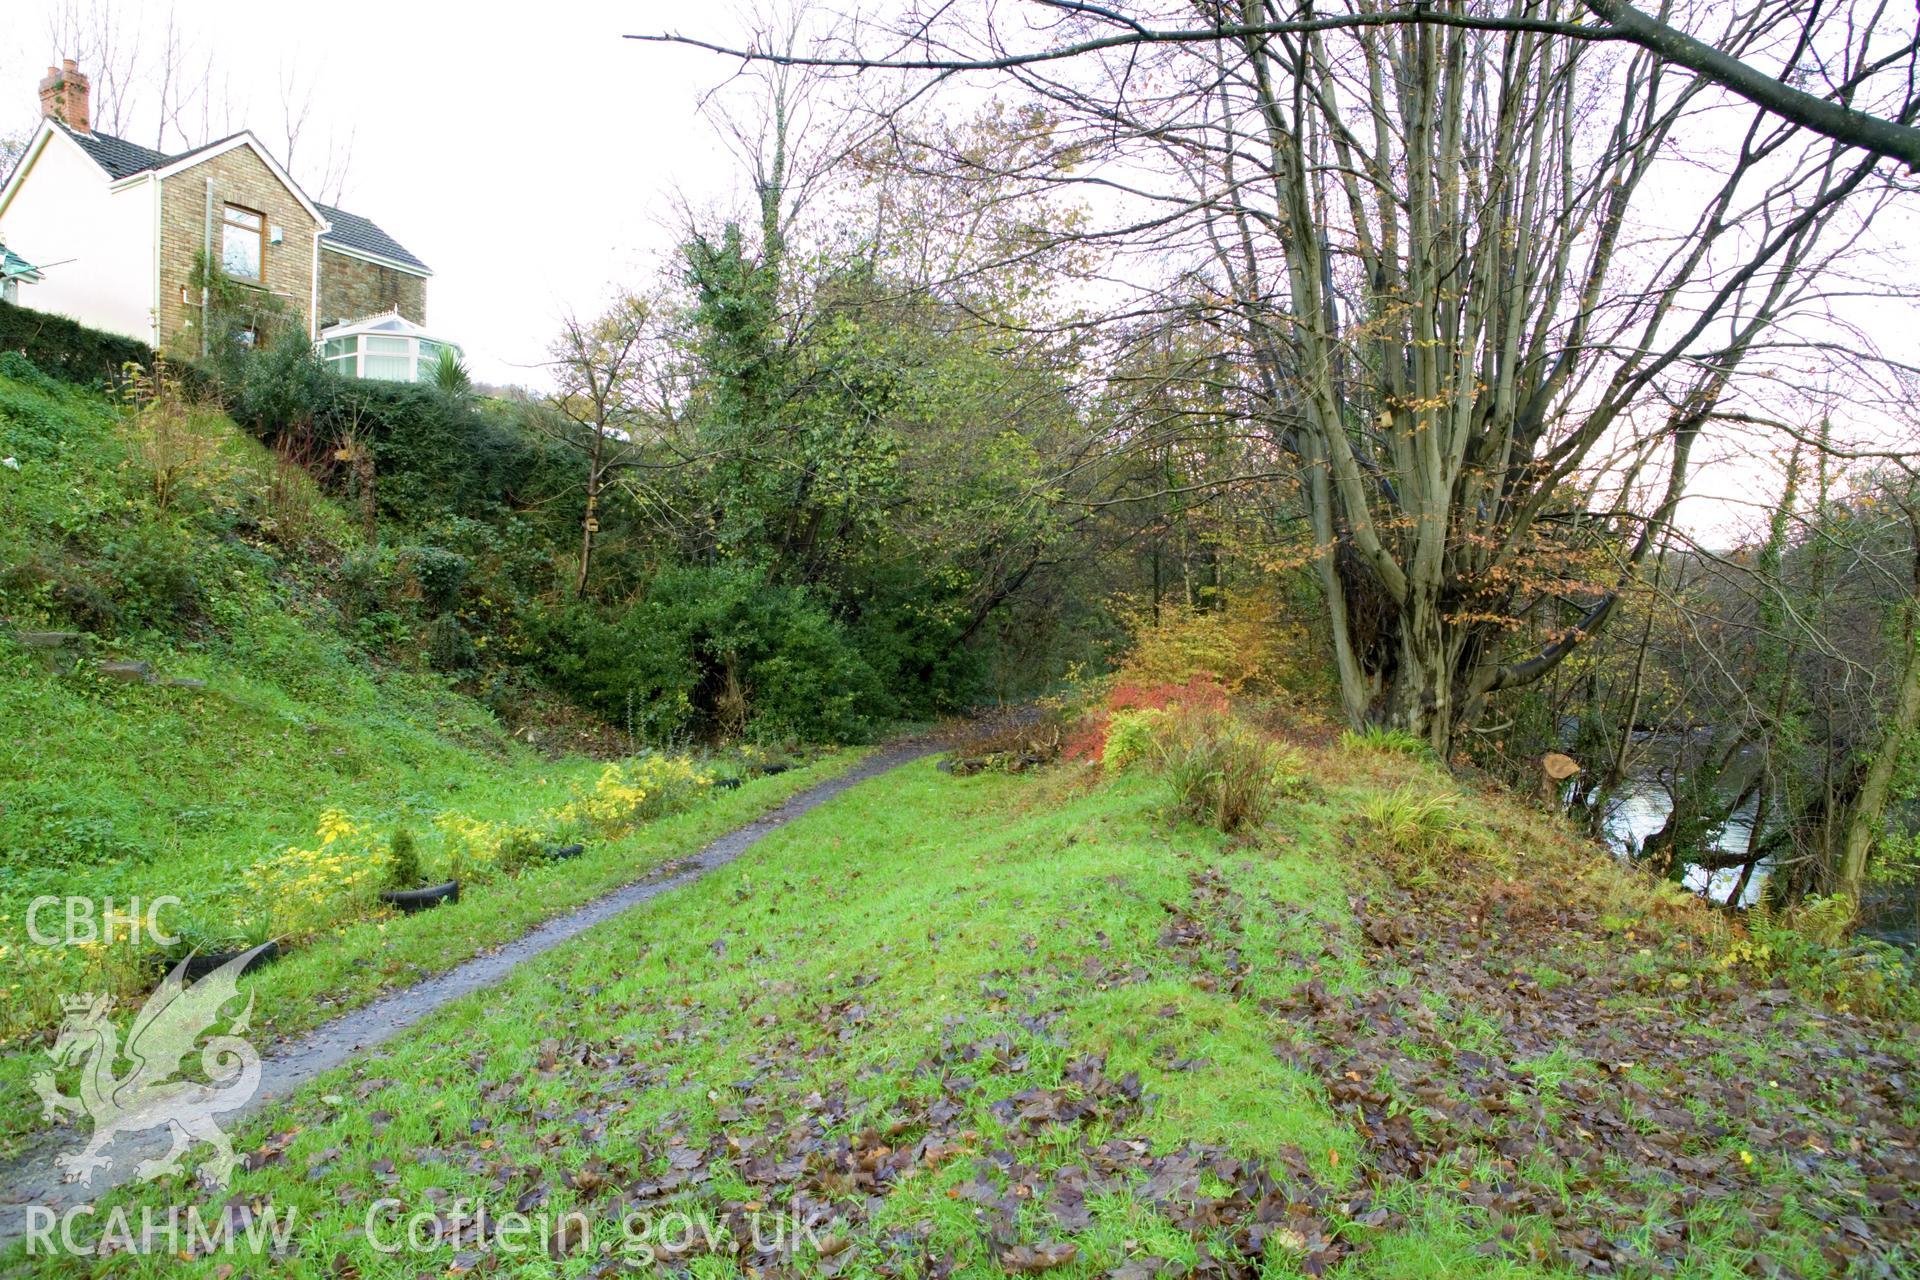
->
[[0, 740, 939, 1245]]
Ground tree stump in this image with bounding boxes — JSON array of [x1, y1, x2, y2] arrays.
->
[[1540, 752, 1580, 806]]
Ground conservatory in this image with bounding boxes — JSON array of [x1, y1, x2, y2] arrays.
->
[[316, 313, 463, 384]]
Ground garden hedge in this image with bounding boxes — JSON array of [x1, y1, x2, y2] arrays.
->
[[0, 299, 157, 387]]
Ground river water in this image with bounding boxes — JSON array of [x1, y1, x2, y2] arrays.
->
[[1601, 764, 1918, 948], [1602, 778, 1763, 905]]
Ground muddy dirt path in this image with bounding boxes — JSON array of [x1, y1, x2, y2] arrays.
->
[[0, 741, 940, 1245]]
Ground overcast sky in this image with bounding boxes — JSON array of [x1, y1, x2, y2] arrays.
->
[[5, 1, 1913, 542], [2, 0, 760, 389]]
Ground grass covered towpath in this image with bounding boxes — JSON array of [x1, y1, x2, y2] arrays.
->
[[0, 742, 932, 1239], [12, 734, 1916, 1278]]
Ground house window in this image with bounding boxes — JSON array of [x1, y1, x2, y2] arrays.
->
[[221, 204, 264, 282], [361, 335, 413, 381], [315, 324, 462, 383], [321, 335, 358, 375]]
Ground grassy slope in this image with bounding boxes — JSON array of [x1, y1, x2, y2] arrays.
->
[[18, 748, 1914, 1278], [0, 365, 864, 1153]]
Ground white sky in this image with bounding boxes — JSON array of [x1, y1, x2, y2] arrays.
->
[[1, 0, 763, 389], [2, 1, 1912, 540]]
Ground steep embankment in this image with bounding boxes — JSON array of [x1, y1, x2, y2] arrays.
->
[[12, 739, 1918, 1278], [0, 359, 859, 1155]]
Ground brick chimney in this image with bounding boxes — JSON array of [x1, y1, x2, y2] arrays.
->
[[38, 59, 90, 134]]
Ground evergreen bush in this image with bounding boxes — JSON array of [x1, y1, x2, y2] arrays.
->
[[0, 300, 155, 388]]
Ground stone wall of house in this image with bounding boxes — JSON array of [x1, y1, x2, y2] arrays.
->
[[157, 146, 321, 354], [317, 248, 427, 328]]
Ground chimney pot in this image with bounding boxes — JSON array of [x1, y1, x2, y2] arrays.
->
[[38, 58, 90, 134]]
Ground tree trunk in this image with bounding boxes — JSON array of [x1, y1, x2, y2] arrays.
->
[[1835, 605, 1920, 904], [576, 428, 603, 599], [1379, 585, 1463, 751]]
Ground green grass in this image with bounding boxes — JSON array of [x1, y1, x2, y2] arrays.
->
[[3, 360, 1914, 1278], [0, 750, 859, 1157], [6, 746, 1916, 1277], [0, 362, 872, 1153], [10, 764, 1371, 1276]]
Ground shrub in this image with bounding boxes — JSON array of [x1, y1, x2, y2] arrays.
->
[[215, 337, 562, 520], [351, 384, 555, 518], [0, 349, 60, 392], [847, 583, 981, 719], [242, 810, 385, 940], [99, 524, 204, 630], [228, 326, 329, 428], [424, 613, 477, 673], [401, 545, 470, 610], [1110, 673, 1232, 716], [387, 826, 424, 889], [538, 563, 884, 742], [1112, 591, 1308, 694], [122, 360, 221, 511], [946, 714, 1068, 775], [1155, 710, 1294, 834], [0, 299, 156, 388], [1356, 785, 1491, 887], [337, 547, 398, 619], [263, 446, 328, 548], [495, 826, 544, 875], [1359, 786, 1465, 853], [1101, 708, 1168, 771], [556, 754, 714, 833], [1067, 674, 1234, 762], [432, 347, 473, 398], [1341, 725, 1434, 758], [1116, 602, 1254, 690], [1725, 894, 1918, 1019]]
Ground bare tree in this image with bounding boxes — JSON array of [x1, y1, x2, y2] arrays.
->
[[274, 61, 355, 205], [37, 4, 351, 199], [46, 0, 137, 137], [638, 0, 1920, 167], [645, 1, 1913, 751], [540, 295, 688, 597]]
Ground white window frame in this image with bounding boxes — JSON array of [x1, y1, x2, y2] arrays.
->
[[316, 327, 462, 383]]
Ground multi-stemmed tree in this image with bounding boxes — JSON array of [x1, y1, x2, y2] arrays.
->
[[645, 0, 1916, 750]]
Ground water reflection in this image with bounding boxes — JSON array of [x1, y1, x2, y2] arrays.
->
[[1597, 758, 1915, 947], [1601, 777, 1765, 906]]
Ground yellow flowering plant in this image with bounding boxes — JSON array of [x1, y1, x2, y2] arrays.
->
[[554, 754, 714, 835], [0, 935, 126, 1047], [243, 808, 384, 940], [432, 814, 544, 881]]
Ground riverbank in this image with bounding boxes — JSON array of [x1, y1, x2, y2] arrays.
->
[[13, 732, 1916, 1277]]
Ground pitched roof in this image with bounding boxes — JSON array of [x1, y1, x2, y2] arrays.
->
[[46, 120, 430, 275], [55, 121, 169, 179], [316, 203, 430, 274]]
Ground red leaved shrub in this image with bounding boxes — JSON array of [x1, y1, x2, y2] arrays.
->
[[1066, 674, 1233, 761]]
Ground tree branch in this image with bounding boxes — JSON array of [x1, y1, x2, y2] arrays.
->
[[631, 2, 1920, 168]]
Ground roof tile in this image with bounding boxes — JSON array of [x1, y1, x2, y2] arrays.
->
[[317, 203, 430, 274], [45, 121, 431, 276]]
